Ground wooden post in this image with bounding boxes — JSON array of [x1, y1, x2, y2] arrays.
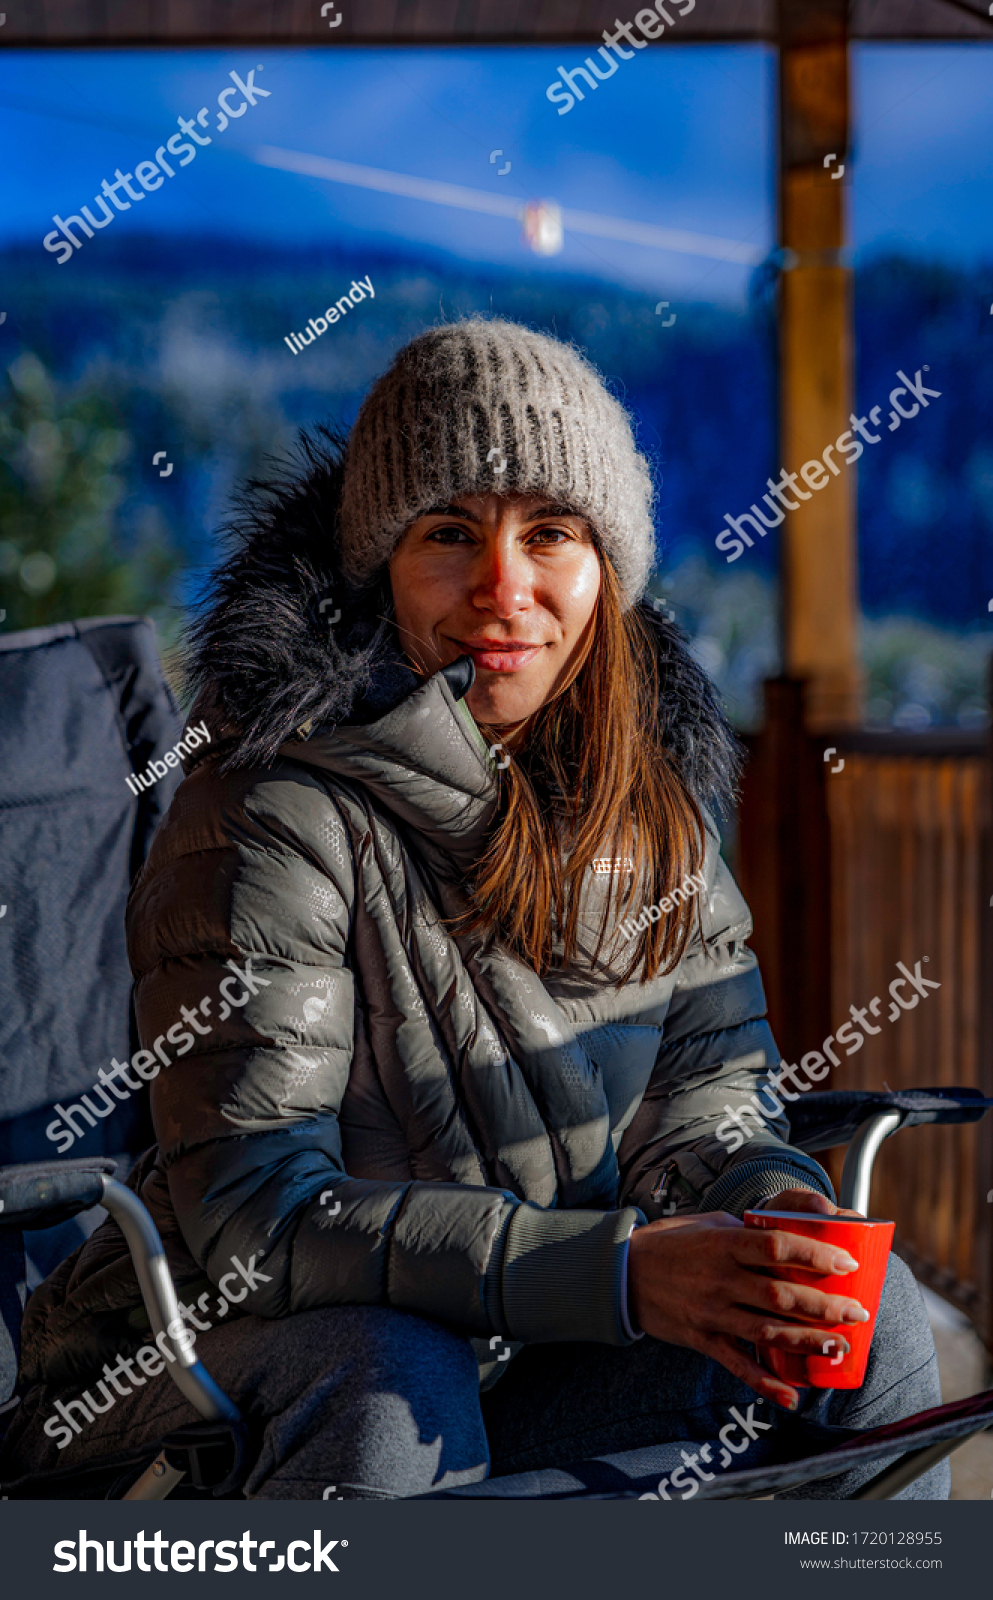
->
[[737, 2, 856, 1054], [735, 679, 831, 1064], [778, 0, 861, 730], [980, 657, 993, 1358]]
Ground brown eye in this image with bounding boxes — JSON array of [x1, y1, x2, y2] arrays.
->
[[426, 524, 473, 543]]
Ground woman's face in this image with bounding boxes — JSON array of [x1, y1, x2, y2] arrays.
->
[[388, 492, 602, 732]]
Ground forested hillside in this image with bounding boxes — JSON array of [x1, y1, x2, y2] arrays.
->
[[1, 235, 989, 726]]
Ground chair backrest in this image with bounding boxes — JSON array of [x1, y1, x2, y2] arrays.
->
[[0, 616, 184, 1317]]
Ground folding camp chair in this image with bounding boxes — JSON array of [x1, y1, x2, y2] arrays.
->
[[1, 1087, 991, 1501], [0, 615, 193, 1494], [0, 615, 184, 1248]]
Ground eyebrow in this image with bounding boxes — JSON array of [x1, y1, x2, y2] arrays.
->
[[522, 503, 584, 523], [419, 502, 584, 524], [420, 503, 482, 522]]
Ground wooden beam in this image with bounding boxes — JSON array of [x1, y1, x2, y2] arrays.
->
[[778, 0, 861, 729]]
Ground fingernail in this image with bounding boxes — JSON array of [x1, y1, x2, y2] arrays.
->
[[843, 1305, 870, 1322], [832, 1253, 859, 1273]]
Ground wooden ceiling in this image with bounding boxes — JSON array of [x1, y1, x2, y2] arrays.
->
[[1, 0, 991, 45]]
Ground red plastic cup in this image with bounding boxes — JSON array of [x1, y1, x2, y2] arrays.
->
[[742, 1210, 895, 1389]]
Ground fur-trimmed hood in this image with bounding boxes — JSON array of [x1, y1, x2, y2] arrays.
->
[[180, 426, 742, 813]]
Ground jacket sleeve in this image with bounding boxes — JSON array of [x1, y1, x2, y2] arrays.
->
[[617, 848, 834, 1223], [131, 759, 640, 1351]]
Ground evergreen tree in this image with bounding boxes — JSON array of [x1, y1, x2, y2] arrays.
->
[[0, 353, 182, 638]]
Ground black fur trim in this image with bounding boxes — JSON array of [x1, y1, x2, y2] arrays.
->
[[637, 598, 744, 816], [179, 425, 406, 772]]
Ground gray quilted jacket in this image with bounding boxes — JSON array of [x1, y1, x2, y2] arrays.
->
[[20, 435, 832, 1391]]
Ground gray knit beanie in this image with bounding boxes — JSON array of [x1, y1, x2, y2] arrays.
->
[[338, 317, 656, 607]]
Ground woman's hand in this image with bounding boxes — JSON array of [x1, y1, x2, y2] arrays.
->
[[627, 1206, 870, 1410]]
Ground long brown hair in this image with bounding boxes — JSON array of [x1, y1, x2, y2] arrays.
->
[[462, 554, 705, 985]]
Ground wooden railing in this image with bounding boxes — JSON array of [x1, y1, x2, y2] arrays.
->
[[736, 679, 993, 1354]]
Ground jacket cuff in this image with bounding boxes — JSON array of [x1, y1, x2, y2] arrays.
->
[[493, 1202, 646, 1346], [698, 1152, 834, 1220], [619, 1230, 645, 1340]]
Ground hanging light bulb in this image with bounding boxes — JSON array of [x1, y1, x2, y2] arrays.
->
[[522, 200, 563, 256]]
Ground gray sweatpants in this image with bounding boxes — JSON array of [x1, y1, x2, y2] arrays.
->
[[0, 1254, 949, 1500]]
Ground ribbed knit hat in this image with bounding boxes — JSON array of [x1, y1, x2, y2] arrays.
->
[[338, 318, 656, 607]]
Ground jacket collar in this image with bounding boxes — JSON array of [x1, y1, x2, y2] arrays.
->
[[278, 664, 501, 872]]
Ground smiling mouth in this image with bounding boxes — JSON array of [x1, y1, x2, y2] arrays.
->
[[451, 639, 546, 673]]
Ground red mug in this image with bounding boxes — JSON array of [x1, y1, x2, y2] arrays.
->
[[742, 1210, 895, 1389]]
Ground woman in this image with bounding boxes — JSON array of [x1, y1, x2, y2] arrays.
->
[[2, 319, 946, 1499]]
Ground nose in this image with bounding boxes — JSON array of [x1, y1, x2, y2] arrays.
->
[[470, 535, 534, 619]]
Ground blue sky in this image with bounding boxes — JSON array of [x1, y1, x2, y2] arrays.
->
[[1, 43, 990, 303], [852, 43, 993, 267]]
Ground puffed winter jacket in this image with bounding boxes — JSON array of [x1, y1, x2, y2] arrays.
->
[[19, 437, 833, 1392]]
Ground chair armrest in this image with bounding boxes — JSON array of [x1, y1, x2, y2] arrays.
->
[[0, 1159, 118, 1230], [0, 1159, 240, 1429], [788, 1087, 993, 1154]]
